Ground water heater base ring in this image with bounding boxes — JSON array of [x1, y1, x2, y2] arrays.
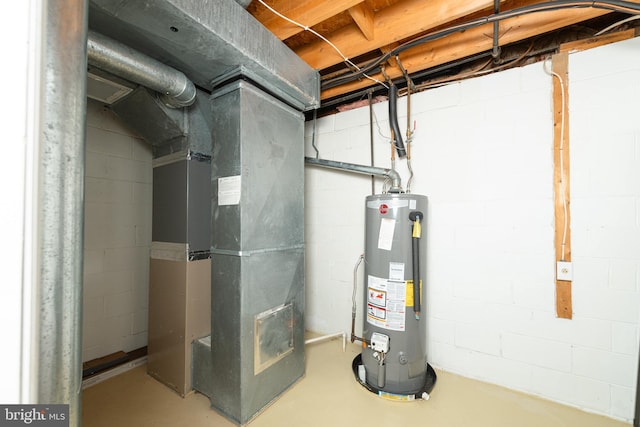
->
[[351, 354, 437, 401]]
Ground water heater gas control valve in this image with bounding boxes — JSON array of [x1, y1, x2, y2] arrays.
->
[[371, 332, 390, 353]]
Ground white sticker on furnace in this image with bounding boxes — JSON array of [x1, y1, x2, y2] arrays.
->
[[218, 175, 241, 206], [377, 218, 396, 251], [366, 275, 406, 331]]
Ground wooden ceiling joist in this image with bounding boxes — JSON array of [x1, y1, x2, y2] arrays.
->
[[254, 0, 364, 40], [295, 0, 502, 70], [247, 0, 640, 100], [349, 2, 376, 41]]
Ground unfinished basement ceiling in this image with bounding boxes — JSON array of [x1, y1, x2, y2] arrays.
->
[[246, 0, 640, 106]]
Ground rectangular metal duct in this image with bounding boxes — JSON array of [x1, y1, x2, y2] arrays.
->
[[199, 80, 305, 425], [89, 0, 319, 110]]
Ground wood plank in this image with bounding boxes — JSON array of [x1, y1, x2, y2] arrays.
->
[[82, 351, 129, 378], [349, 2, 375, 41], [297, 0, 500, 70], [254, 0, 364, 40], [379, 43, 401, 68], [552, 52, 572, 319], [559, 28, 636, 52], [320, 7, 608, 99]]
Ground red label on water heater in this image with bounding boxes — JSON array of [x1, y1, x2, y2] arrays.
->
[[379, 204, 388, 214]]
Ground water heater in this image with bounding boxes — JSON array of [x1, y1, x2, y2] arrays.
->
[[354, 193, 436, 399]]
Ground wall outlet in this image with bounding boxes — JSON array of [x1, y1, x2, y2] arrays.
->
[[556, 261, 573, 281]]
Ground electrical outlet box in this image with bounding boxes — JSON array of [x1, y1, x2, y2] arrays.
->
[[557, 261, 573, 281]]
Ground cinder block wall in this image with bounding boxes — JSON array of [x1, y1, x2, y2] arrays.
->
[[82, 99, 152, 362], [305, 37, 640, 421]]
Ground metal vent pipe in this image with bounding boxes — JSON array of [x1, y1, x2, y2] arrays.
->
[[87, 30, 196, 108], [37, 1, 88, 425], [305, 157, 402, 193]]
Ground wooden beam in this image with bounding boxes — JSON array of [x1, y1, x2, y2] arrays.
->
[[552, 52, 572, 319], [559, 28, 636, 53], [379, 43, 401, 68], [320, 8, 609, 99], [254, 0, 364, 40], [349, 2, 375, 41], [297, 0, 499, 70]]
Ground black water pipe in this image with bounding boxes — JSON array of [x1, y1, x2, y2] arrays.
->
[[389, 83, 407, 158], [409, 211, 423, 318]]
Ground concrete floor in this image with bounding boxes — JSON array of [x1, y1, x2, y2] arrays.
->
[[82, 339, 631, 427]]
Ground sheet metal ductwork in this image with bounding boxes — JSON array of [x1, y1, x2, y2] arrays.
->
[[89, 0, 319, 111], [88, 30, 197, 108], [87, 0, 319, 424]]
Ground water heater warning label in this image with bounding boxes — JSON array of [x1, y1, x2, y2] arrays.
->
[[366, 275, 406, 331]]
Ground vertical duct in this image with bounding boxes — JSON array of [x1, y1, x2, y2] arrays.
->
[[205, 79, 305, 425], [38, 0, 88, 425]]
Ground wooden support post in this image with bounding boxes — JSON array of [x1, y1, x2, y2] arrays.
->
[[552, 52, 572, 319]]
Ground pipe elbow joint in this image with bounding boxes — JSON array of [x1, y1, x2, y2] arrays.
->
[[386, 168, 403, 193], [160, 76, 197, 108]]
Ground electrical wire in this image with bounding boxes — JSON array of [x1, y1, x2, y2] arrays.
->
[[543, 59, 569, 261], [322, 0, 640, 90], [594, 14, 640, 35], [255, 0, 388, 89], [371, 104, 390, 142], [407, 42, 534, 93]]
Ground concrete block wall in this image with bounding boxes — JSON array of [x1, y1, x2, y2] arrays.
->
[[304, 37, 640, 421], [83, 99, 152, 362]]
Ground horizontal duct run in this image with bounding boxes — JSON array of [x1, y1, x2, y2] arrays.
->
[[89, 0, 319, 111], [87, 30, 197, 108]]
